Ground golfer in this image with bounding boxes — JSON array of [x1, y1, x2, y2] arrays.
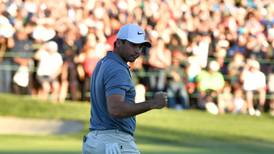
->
[[82, 24, 167, 154]]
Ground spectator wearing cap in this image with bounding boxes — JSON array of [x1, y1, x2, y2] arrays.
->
[[241, 59, 266, 116], [196, 60, 225, 113], [34, 41, 63, 101]]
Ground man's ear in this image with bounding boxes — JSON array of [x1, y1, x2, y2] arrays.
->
[[115, 39, 125, 48], [114, 40, 118, 48]]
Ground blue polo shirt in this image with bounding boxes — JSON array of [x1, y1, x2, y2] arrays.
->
[[89, 51, 136, 135]]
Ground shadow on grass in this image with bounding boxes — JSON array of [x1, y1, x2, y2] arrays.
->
[[136, 125, 274, 154]]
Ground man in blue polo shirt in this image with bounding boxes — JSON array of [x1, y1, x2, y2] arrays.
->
[[82, 24, 167, 154]]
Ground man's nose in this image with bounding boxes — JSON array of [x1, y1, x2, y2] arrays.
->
[[135, 48, 142, 55]]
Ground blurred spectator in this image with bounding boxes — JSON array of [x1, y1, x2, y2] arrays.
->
[[10, 28, 33, 95], [129, 54, 147, 103], [0, 2, 14, 93], [196, 60, 225, 111], [233, 87, 247, 114], [227, 35, 247, 57], [0, 31, 14, 93], [74, 33, 101, 101], [59, 27, 82, 101], [227, 52, 246, 85], [217, 82, 234, 114], [214, 40, 229, 74], [186, 54, 202, 85], [167, 55, 189, 110], [148, 37, 171, 92], [241, 59, 266, 116], [34, 41, 63, 101]]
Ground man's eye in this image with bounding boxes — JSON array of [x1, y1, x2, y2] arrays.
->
[[130, 42, 138, 47], [129, 42, 143, 49]]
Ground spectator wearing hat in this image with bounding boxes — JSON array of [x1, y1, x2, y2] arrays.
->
[[241, 59, 266, 116], [34, 41, 63, 101], [196, 60, 225, 113]]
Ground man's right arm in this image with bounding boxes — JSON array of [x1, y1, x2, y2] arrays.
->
[[106, 92, 167, 118]]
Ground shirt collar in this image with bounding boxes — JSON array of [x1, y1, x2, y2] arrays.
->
[[106, 51, 129, 69]]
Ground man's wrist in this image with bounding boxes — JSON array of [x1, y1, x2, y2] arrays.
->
[[145, 100, 154, 110]]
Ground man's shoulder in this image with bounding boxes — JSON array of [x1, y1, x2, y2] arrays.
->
[[101, 57, 122, 70], [100, 58, 126, 75]]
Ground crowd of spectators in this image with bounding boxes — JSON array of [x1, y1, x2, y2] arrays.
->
[[0, 0, 273, 116]]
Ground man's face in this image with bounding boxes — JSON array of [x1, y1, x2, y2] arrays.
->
[[118, 40, 144, 62]]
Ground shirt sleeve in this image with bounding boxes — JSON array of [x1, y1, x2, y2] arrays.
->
[[104, 68, 131, 97]]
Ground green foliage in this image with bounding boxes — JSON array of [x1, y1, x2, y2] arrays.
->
[[0, 94, 273, 154]]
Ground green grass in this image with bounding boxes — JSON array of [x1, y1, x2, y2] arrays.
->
[[0, 93, 274, 154]]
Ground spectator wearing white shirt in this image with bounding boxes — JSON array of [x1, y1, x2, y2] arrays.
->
[[241, 59, 266, 116], [35, 41, 63, 101]]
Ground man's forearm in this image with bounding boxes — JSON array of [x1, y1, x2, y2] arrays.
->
[[108, 100, 154, 118]]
